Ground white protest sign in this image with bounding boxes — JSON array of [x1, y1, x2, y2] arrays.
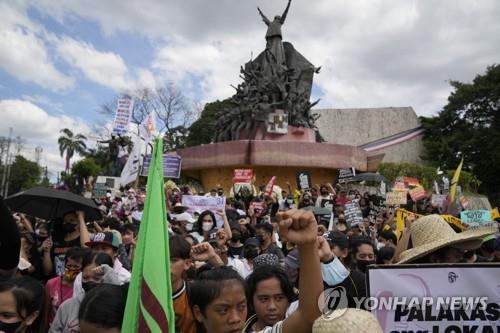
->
[[367, 264, 500, 333], [182, 195, 226, 228], [386, 192, 407, 206], [431, 194, 447, 208], [112, 98, 134, 136]]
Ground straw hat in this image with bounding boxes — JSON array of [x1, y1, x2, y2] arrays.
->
[[398, 214, 496, 264], [312, 308, 383, 333]]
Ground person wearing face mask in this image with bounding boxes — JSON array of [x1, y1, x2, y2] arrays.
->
[[228, 224, 245, 258], [298, 193, 313, 208], [49, 252, 117, 333], [195, 209, 232, 242], [46, 247, 90, 325], [255, 224, 285, 265], [49, 211, 90, 277], [171, 212, 203, 242], [228, 237, 261, 278], [350, 238, 376, 274], [279, 194, 296, 211], [0, 276, 48, 333], [315, 185, 334, 208]]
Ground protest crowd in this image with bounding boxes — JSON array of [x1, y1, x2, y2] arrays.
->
[[1, 168, 499, 333]]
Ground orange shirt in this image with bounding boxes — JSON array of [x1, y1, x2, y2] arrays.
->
[[173, 283, 197, 333]]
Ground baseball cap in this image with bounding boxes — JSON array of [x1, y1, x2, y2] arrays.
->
[[324, 231, 349, 249], [86, 232, 121, 249], [172, 212, 196, 224]]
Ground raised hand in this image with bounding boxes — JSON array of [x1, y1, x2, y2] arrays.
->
[[191, 242, 217, 262], [276, 209, 317, 245]]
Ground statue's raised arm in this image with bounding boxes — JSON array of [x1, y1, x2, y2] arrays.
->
[[257, 7, 271, 25], [280, 0, 292, 24]]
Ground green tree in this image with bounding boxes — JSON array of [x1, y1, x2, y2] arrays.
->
[[72, 157, 101, 194], [58, 129, 87, 172], [420, 64, 500, 205], [185, 98, 233, 147], [7, 155, 41, 195]]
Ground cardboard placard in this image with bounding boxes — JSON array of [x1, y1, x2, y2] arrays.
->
[[296, 171, 311, 190], [344, 201, 363, 226], [403, 176, 420, 187], [338, 167, 356, 183], [431, 194, 447, 208], [392, 181, 408, 192], [233, 169, 253, 184], [92, 184, 107, 198], [385, 192, 407, 206], [409, 186, 426, 201], [181, 195, 226, 228], [112, 98, 133, 136]]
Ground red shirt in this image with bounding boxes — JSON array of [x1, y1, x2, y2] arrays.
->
[[46, 276, 73, 324]]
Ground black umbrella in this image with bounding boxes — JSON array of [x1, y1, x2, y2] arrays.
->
[[5, 187, 102, 221], [349, 173, 387, 183]]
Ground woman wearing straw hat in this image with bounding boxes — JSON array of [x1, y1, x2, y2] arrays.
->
[[397, 215, 497, 264]]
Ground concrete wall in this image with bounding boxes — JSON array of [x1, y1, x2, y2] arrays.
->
[[312, 107, 424, 164]]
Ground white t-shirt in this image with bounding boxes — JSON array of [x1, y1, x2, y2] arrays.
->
[[227, 257, 253, 278]]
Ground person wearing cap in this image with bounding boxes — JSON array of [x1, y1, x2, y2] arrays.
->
[[71, 232, 131, 298], [397, 214, 497, 264], [171, 212, 203, 242]]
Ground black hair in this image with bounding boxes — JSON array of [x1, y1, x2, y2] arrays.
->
[[379, 231, 398, 245], [376, 246, 395, 265], [480, 238, 496, 254], [101, 217, 122, 231], [0, 276, 48, 333], [170, 235, 191, 259], [78, 284, 128, 330], [350, 237, 376, 259], [255, 223, 273, 235], [66, 247, 91, 262], [195, 210, 217, 233], [188, 267, 245, 316], [246, 265, 296, 311], [183, 234, 199, 246], [82, 252, 113, 270], [119, 224, 137, 236]]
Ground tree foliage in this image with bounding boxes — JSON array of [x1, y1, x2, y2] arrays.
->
[[185, 98, 234, 147], [420, 64, 500, 204], [58, 128, 87, 171], [8, 155, 41, 195], [378, 162, 480, 193]]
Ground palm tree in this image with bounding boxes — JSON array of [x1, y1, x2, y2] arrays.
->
[[58, 128, 87, 172]]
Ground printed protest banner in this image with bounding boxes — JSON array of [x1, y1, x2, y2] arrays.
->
[[112, 98, 134, 136], [296, 171, 311, 190], [460, 210, 493, 229], [385, 192, 407, 206], [431, 194, 447, 208], [182, 195, 226, 228], [338, 167, 356, 183], [249, 201, 264, 218], [395, 209, 464, 239], [344, 201, 363, 226], [409, 186, 426, 201], [367, 264, 500, 333], [233, 169, 253, 184], [141, 155, 182, 178], [92, 184, 107, 198], [392, 180, 408, 192]]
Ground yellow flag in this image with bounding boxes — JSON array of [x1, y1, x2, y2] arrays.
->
[[449, 158, 464, 202]]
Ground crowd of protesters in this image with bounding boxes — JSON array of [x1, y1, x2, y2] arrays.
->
[[1, 179, 499, 333]]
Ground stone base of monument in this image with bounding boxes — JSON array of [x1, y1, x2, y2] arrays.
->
[[176, 139, 384, 192], [244, 125, 316, 142]]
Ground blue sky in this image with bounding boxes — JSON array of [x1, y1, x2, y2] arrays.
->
[[1, 0, 500, 178]]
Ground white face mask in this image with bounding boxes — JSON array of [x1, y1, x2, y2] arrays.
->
[[185, 223, 193, 231], [202, 222, 213, 232], [376, 241, 385, 251]]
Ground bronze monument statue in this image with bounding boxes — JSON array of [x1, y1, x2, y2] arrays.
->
[[214, 0, 323, 142]]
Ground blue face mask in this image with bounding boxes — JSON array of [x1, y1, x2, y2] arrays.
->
[[321, 257, 350, 286]]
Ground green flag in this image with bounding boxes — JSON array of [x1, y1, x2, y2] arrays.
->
[[122, 138, 175, 332]]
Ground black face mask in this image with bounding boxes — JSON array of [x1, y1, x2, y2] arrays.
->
[[255, 235, 265, 244], [356, 260, 375, 273], [37, 236, 48, 243], [82, 281, 98, 293], [0, 320, 22, 333], [244, 248, 259, 259], [62, 223, 76, 233]]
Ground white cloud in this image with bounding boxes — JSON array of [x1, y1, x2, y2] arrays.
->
[[0, 99, 93, 177], [21, 95, 64, 113], [0, 2, 74, 91]]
